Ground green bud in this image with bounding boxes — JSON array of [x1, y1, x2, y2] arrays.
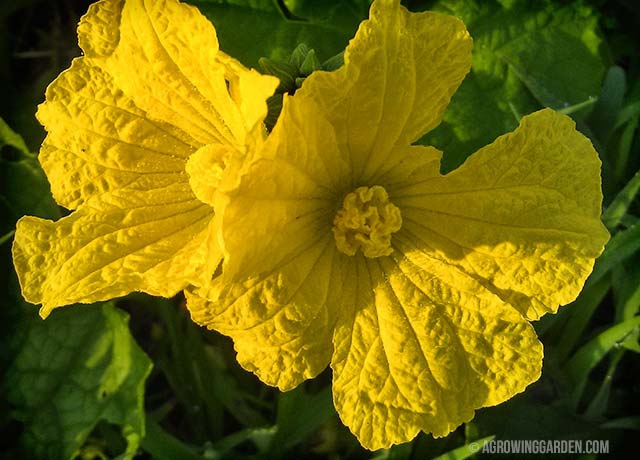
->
[[258, 57, 297, 91], [299, 49, 320, 76], [258, 44, 344, 131], [289, 43, 311, 69], [264, 94, 284, 133], [322, 52, 345, 71]]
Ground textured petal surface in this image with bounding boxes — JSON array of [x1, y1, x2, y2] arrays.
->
[[14, 0, 278, 315], [217, 93, 351, 279], [331, 251, 542, 449], [13, 182, 218, 318], [36, 58, 195, 209], [393, 109, 609, 320], [187, 237, 345, 391], [77, 0, 277, 148], [187, 93, 344, 388], [299, 0, 472, 183], [186, 143, 232, 208]]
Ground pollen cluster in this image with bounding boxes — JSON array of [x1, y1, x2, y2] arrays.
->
[[332, 185, 402, 258]]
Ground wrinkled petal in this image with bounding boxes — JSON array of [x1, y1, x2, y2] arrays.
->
[[78, 0, 277, 147], [39, 0, 278, 211], [36, 58, 196, 209], [393, 109, 609, 320], [216, 94, 351, 279], [13, 182, 218, 318], [217, 50, 282, 136], [186, 86, 359, 388], [187, 237, 346, 391], [185, 62, 357, 388], [332, 250, 542, 450], [13, 0, 279, 316], [299, 0, 471, 183], [186, 144, 232, 208], [186, 96, 344, 388], [373, 144, 443, 188]]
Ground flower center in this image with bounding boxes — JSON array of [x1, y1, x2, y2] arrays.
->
[[332, 185, 402, 258]]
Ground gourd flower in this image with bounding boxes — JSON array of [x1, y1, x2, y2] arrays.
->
[[186, 0, 610, 450], [12, 0, 278, 317]]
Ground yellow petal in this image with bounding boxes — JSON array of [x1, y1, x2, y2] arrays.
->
[[217, 50, 281, 134], [36, 58, 196, 209], [77, 0, 123, 57], [78, 0, 277, 147], [332, 250, 542, 450], [298, 0, 471, 182], [12, 182, 218, 318], [16, 0, 279, 316], [186, 93, 352, 389], [217, 93, 351, 279], [185, 144, 231, 208], [187, 237, 346, 391], [393, 109, 610, 320], [372, 144, 443, 187], [185, 38, 361, 384]]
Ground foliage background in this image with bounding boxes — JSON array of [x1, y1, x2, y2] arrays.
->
[[1, 0, 640, 458]]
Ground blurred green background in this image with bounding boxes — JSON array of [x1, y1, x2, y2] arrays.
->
[[1, 0, 640, 459]]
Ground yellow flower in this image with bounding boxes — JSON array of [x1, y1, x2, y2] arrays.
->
[[186, 0, 610, 450], [11, 0, 278, 318]]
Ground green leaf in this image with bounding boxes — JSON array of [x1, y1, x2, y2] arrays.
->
[[602, 169, 640, 229], [270, 385, 334, 454], [422, 0, 606, 172], [5, 304, 153, 460], [141, 418, 203, 460], [0, 119, 59, 237], [621, 338, 640, 353], [431, 436, 495, 460], [369, 443, 413, 460], [601, 416, 640, 430], [284, 0, 372, 22], [186, 0, 368, 67], [614, 100, 640, 130], [554, 277, 611, 364], [498, 29, 605, 111], [198, 0, 274, 10], [612, 256, 640, 322], [148, 297, 268, 439], [621, 214, 640, 227], [566, 316, 640, 408], [0, 157, 60, 231], [613, 113, 639, 182], [0, 116, 31, 156], [586, 224, 640, 289], [473, 396, 600, 441], [584, 349, 625, 419], [212, 426, 277, 455], [588, 66, 626, 144]]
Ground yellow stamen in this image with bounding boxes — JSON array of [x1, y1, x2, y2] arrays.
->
[[332, 185, 402, 258]]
